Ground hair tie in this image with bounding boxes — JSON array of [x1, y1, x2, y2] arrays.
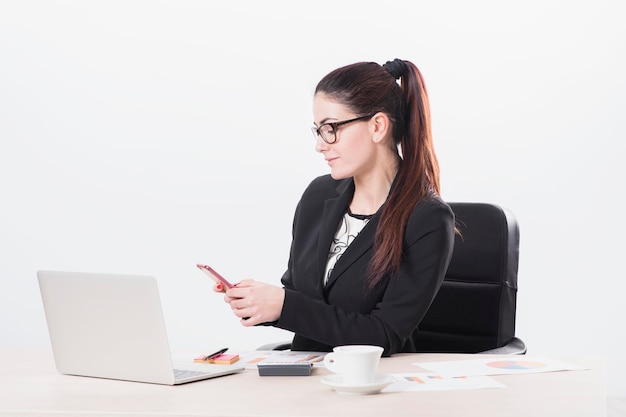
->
[[383, 58, 406, 79]]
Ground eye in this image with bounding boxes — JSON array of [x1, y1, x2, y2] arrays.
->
[[320, 124, 336, 135]]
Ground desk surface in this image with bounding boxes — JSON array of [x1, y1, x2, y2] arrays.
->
[[0, 348, 605, 417]]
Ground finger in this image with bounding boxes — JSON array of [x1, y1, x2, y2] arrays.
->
[[240, 316, 256, 327], [228, 297, 249, 310], [230, 302, 248, 315], [225, 286, 248, 300], [230, 302, 256, 319]]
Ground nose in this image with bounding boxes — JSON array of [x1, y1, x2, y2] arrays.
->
[[315, 135, 329, 153]]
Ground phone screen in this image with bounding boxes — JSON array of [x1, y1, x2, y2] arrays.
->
[[196, 264, 234, 289]]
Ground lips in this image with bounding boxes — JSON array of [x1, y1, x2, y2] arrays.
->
[[325, 157, 338, 165]]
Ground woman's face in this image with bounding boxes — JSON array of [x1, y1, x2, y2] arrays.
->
[[312, 93, 376, 180]]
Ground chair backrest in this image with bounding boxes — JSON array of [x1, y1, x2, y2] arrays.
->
[[413, 202, 521, 353]]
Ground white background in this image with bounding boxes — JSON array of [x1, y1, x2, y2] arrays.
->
[[1, 0, 624, 397]]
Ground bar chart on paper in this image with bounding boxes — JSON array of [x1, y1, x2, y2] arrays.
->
[[485, 360, 547, 370], [384, 374, 505, 392]]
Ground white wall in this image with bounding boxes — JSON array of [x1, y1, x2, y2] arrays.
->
[[1, 0, 624, 396]]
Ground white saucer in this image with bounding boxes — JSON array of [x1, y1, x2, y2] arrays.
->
[[321, 374, 396, 395]]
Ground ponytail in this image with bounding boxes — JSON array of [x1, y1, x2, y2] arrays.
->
[[368, 59, 440, 289]]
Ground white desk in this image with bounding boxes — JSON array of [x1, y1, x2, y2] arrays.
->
[[0, 348, 605, 417]]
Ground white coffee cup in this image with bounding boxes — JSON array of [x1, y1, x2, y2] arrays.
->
[[323, 345, 384, 385]]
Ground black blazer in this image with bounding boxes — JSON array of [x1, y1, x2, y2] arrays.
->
[[274, 175, 455, 355]]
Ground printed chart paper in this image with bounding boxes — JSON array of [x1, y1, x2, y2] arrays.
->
[[240, 350, 327, 369], [384, 373, 505, 392], [414, 356, 588, 377]]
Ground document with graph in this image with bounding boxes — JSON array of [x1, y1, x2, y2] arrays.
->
[[413, 356, 588, 377]]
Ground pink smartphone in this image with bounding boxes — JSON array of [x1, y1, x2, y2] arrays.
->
[[196, 264, 234, 289]]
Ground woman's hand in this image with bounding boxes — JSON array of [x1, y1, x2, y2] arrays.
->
[[223, 279, 285, 326]]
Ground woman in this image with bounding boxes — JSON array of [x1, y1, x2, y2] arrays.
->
[[217, 59, 455, 355]]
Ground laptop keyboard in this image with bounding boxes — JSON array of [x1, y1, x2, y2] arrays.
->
[[174, 369, 209, 380]]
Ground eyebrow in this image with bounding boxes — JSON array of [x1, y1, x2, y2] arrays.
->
[[313, 117, 339, 127]]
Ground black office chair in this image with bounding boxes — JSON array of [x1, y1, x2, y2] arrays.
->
[[412, 202, 526, 354], [259, 202, 526, 355]]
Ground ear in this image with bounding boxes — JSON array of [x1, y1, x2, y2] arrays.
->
[[369, 112, 391, 143]]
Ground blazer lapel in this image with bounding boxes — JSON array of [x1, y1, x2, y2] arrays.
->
[[325, 213, 380, 289], [316, 178, 384, 290], [317, 180, 353, 276], [320, 170, 398, 290]]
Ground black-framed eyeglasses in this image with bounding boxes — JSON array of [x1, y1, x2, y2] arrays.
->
[[311, 114, 375, 144]]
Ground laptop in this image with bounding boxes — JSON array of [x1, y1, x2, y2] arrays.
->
[[37, 270, 244, 385]]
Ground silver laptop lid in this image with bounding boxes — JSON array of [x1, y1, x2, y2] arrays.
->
[[37, 270, 242, 385]]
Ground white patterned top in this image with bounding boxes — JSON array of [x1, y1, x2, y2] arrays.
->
[[324, 210, 372, 285]]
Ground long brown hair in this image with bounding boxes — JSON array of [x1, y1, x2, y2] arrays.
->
[[315, 59, 440, 289]]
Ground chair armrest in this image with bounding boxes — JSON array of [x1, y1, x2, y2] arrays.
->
[[256, 341, 292, 351], [478, 337, 527, 355], [257, 337, 527, 354]]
